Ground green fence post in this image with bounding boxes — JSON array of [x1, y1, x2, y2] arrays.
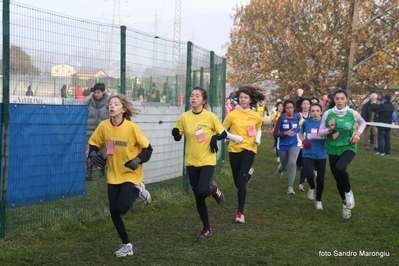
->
[[221, 58, 227, 164], [200, 67, 204, 88], [0, 0, 10, 239], [120, 25, 126, 95], [209, 51, 215, 111], [181, 41, 193, 191]]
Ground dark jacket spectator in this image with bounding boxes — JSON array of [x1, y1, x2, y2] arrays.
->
[[371, 95, 395, 124], [26, 86, 34, 96], [60, 85, 67, 98]]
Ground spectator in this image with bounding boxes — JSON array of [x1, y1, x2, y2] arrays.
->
[[160, 94, 167, 103], [75, 85, 84, 99], [171, 87, 177, 105], [361, 93, 378, 151], [83, 87, 94, 105], [371, 94, 395, 156], [83, 86, 90, 97], [319, 93, 328, 111], [60, 85, 67, 98], [150, 83, 160, 102], [26, 85, 34, 96], [137, 86, 145, 99], [293, 88, 304, 112], [85, 83, 109, 181]]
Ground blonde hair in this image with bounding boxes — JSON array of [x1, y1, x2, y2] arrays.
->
[[107, 94, 140, 120]]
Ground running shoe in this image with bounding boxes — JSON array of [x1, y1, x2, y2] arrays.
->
[[345, 190, 355, 210], [342, 204, 351, 219], [307, 189, 315, 201], [114, 243, 133, 257], [197, 227, 212, 239], [287, 187, 295, 195], [235, 211, 245, 223], [315, 201, 323, 210], [211, 181, 224, 205]]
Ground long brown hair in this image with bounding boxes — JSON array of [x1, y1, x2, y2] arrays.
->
[[236, 86, 266, 107], [107, 94, 141, 120]]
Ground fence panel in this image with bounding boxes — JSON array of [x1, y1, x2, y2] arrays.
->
[[0, 2, 226, 236]]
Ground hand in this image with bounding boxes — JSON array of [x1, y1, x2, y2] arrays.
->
[[285, 128, 295, 137], [171, 128, 182, 141], [302, 139, 311, 149], [328, 118, 336, 131], [350, 134, 360, 144], [210, 135, 218, 153], [124, 157, 141, 170], [89, 151, 106, 167]]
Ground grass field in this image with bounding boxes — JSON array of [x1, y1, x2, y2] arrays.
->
[[1, 133, 399, 265]]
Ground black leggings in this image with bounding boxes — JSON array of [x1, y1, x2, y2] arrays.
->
[[186, 166, 215, 228], [108, 182, 139, 244], [303, 157, 326, 201], [229, 151, 255, 213], [274, 137, 279, 157], [328, 151, 355, 201]]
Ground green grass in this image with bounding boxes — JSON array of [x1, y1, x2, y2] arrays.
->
[[1, 133, 399, 265]]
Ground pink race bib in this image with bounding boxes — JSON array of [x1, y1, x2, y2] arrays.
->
[[248, 125, 255, 136], [106, 139, 115, 155], [310, 128, 318, 139], [195, 128, 206, 142]]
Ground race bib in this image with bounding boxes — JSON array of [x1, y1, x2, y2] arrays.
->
[[333, 131, 340, 140], [310, 128, 318, 139], [106, 139, 115, 155], [195, 128, 206, 142], [248, 125, 255, 136]]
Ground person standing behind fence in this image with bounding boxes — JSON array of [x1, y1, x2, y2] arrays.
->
[[172, 87, 226, 239], [371, 94, 395, 156], [273, 99, 301, 195], [223, 86, 264, 223], [88, 94, 153, 257], [60, 85, 67, 98], [318, 89, 366, 219], [86, 83, 109, 181], [26, 85, 34, 96], [361, 93, 378, 151], [75, 85, 84, 99]]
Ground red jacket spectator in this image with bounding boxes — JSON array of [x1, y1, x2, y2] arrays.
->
[[75, 85, 84, 99]]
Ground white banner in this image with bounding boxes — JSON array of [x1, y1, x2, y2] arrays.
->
[[366, 122, 399, 129]]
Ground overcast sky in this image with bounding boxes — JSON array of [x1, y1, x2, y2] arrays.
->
[[12, 0, 250, 55], [13, 0, 249, 23]]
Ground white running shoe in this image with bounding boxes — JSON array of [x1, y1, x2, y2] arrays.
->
[[298, 184, 305, 192], [135, 182, 152, 205], [287, 187, 295, 195], [342, 204, 351, 219], [276, 157, 280, 163], [315, 201, 323, 210], [247, 168, 254, 183], [307, 189, 315, 201], [114, 243, 133, 257], [345, 190, 355, 210], [276, 165, 283, 179], [235, 211, 245, 223]]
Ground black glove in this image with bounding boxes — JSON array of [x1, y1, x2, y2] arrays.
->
[[89, 151, 106, 167], [124, 157, 141, 170], [172, 128, 182, 141], [210, 135, 218, 153]]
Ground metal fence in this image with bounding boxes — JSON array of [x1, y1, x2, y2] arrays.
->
[[0, 1, 226, 237]]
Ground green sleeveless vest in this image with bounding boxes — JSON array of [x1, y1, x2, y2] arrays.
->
[[325, 109, 357, 156]]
